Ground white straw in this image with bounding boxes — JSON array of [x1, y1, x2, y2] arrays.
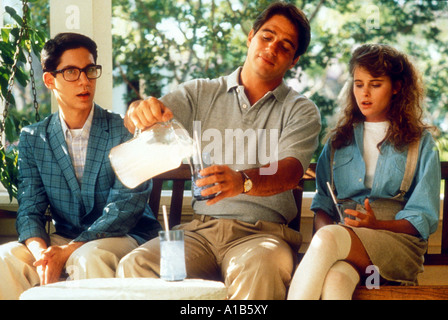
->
[[326, 182, 338, 206], [326, 182, 344, 223], [162, 205, 170, 232]]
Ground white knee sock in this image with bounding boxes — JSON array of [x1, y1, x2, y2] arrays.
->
[[321, 261, 360, 300], [287, 225, 352, 300]]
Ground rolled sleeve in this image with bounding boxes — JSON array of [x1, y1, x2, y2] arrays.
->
[[396, 133, 441, 240]]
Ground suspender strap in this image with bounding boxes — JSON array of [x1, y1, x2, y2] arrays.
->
[[396, 138, 421, 197]]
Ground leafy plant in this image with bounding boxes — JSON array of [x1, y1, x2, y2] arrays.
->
[[0, 147, 19, 201], [0, 1, 47, 201]]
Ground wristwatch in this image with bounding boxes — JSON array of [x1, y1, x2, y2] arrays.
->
[[239, 170, 253, 194]]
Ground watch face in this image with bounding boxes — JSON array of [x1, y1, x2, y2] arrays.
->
[[244, 179, 253, 192]]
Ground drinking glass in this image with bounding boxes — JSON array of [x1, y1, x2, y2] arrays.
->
[[190, 152, 217, 201], [159, 230, 187, 281]]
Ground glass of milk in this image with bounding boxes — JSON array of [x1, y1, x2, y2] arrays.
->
[[159, 230, 187, 281]]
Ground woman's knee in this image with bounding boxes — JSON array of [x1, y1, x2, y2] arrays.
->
[[312, 225, 351, 245]]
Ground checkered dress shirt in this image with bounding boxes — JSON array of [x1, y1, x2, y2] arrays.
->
[[59, 105, 94, 183]]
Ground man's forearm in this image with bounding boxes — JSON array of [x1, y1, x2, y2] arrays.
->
[[245, 157, 303, 196], [198, 157, 304, 205]]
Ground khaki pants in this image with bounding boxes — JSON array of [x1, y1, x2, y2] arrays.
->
[[116, 218, 302, 300], [0, 234, 138, 300]]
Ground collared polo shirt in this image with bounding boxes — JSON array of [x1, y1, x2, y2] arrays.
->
[[161, 67, 321, 224]]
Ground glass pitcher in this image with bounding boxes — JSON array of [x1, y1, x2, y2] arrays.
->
[[109, 119, 193, 189]]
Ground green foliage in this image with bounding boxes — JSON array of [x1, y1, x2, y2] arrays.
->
[[0, 147, 18, 201], [112, 1, 448, 162], [0, 1, 47, 201], [112, 0, 271, 102]]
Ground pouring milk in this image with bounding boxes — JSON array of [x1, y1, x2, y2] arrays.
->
[[110, 119, 193, 189]]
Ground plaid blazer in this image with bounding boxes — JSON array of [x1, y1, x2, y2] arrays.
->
[[16, 104, 161, 245]]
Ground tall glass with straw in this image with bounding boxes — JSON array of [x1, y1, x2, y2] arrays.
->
[[159, 205, 187, 281]]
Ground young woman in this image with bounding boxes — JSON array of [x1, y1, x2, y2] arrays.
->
[[288, 43, 440, 300]]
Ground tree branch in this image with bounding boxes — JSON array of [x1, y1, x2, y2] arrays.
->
[[308, 0, 326, 23], [117, 64, 142, 100]]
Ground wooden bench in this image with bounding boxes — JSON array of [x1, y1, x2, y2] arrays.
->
[[149, 162, 448, 300], [0, 209, 17, 219]]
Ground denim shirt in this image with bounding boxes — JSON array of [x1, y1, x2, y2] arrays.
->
[[311, 123, 440, 240]]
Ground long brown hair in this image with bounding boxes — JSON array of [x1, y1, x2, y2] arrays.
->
[[330, 44, 426, 151]]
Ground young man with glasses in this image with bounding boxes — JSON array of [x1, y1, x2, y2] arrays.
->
[[0, 33, 161, 299]]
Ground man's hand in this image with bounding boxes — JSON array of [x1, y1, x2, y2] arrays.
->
[[33, 245, 68, 284], [196, 157, 302, 205], [196, 165, 244, 205], [25, 237, 49, 284], [124, 97, 173, 133], [33, 242, 85, 285]]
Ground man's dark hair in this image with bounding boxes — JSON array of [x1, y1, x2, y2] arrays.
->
[[252, 1, 311, 59], [41, 32, 98, 71]]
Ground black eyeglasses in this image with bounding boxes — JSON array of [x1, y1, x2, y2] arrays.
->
[[49, 65, 102, 82]]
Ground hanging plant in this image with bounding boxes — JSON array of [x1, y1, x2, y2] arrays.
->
[[0, 147, 19, 201], [0, 0, 47, 201]]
